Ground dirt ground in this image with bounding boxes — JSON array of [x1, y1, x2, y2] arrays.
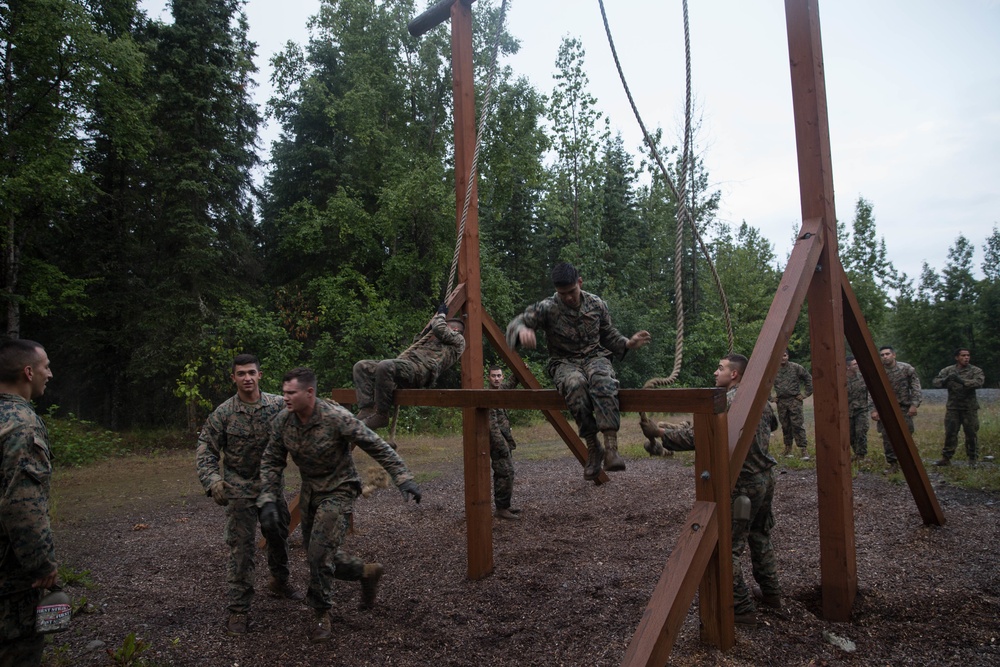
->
[[46, 420, 999, 667]]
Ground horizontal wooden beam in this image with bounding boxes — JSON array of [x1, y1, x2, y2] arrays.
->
[[330, 387, 727, 414]]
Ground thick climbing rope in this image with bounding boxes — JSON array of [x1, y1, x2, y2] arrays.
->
[[597, 0, 734, 389], [445, 0, 510, 298]]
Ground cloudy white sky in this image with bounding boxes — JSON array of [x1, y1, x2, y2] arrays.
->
[[143, 0, 1000, 281]]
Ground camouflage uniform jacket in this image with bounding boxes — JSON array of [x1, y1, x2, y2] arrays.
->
[[398, 314, 467, 386], [508, 291, 629, 371], [489, 376, 518, 451], [258, 399, 413, 507], [729, 385, 778, 476], [660, 386, 777, 474], [0, 393, 56, 596], [772, 361, 813, 399], [884, 361, 922, 408], [846, 372, 871, 412], [196, 392, 284, 499], [932, 363, 984, 411]]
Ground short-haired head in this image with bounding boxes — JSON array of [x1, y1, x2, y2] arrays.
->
[[846, 355, 855, 364], [878, 345, 894, 353], [282, 367, 317, 389], [488, 365, 501, 373], [551, 262, 580, 288], [0, 339, 45, 383], [446, 317, 465, 333], [232, 353, 260, 371], [954, 347, 970, 357], [723, 353, 748, 377]]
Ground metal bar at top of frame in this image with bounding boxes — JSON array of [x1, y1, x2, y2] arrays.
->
[[408, 0, 477, 37]]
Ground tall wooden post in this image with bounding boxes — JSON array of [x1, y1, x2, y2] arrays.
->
[[450, 0, 492, 580], [784, 0, 856, 620]]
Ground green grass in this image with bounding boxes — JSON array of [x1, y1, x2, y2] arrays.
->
[[788, 401, 1000, 492], [57, 564, 94, 589]]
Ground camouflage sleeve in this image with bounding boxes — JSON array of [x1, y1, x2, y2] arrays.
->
[[932, 366, 951, 388], [963, 366, 985, 389], [257, 419, 288, 507], [488, 409, 505, 448], [801, 366, 814, 399], [506, 299, 554, 349], [597, 300, 630, 360], [909, 366, 922, 407], [496, 408, 515, 447], [0, 427, 57, 579], [195, 408, 225, 491], [340, 411, 414, 486]]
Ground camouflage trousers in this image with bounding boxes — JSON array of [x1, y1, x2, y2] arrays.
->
[[353, 359, 433, 415], [224, 497, 291, 613], [300, 488, 365, 611], [943, 408, 979, 462], [660, 422, 694, 452], [775, 397, 807, 448], [490, 440, 515, 510], [0, 586, 44, 667], [849, 408, 869, 457], [732, 468, 779, 615], [876, 411, 914, 465], [549, 357, 620, 438]]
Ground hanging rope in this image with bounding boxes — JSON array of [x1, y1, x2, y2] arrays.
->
[[445, 0, 510, 298], [597, 0, 734, 392]]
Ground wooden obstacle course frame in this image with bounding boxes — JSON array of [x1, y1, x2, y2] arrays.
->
[[316, 1, 947, 664]]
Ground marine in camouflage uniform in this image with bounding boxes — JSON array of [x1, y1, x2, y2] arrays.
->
[[0, 340, 56, 667], [259, 368, 421, 643], [846, 356, 871, 459], [652, 354, 781, 625], [196, 355, 297, 634], [506, 263, 651, 481], [932, 348, 984, 465], [487, 366, 518, 520], [770, 351, 813, 458], [872, 346, 921, 472], [353, 312, 466, 429]]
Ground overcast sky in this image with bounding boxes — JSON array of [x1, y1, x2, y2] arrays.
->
[[142, 0, 1000, 281]]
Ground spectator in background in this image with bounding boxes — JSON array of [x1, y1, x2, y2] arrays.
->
[[932, 348, 984, 467]]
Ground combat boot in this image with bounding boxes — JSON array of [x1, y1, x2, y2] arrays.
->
[[308, 609, 332, 643], [782, 445, 792, 457], [602, 431, 626, 472], [752, 585, 782, 609], [495, 508, 520, 521], [583, 434, 605, 481], [268, 576, 305, 601], [226, 612, 248, 635], [359, 562, 384, 610]]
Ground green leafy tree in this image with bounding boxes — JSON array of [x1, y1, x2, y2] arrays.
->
[[128, 0, 262, 425], [0, 0, 140, 337], [975, 225, 1000, 386], [839, 196, 899, 341], [544, 36, 609, 273]]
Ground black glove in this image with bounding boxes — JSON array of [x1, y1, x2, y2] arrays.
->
[[435, 302, 449, 316], [259, 502, 280, 536], [398, 480, 422, 504]]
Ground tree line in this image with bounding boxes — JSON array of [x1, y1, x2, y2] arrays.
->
[[2, 0, 995, 431]]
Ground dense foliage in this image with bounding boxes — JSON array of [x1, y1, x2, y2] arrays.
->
[[2, 0, 994, 430]]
